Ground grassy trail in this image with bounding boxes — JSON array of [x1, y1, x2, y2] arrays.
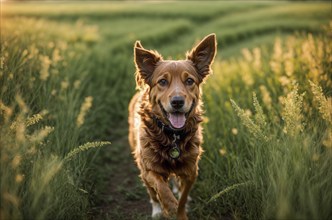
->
[[90, 131, 150, 219]]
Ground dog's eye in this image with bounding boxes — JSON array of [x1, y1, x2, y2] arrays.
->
[[185, 78, 195, 86], [158, 79, 168, 87]]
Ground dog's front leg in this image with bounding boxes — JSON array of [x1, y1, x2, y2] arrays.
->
[[177, 174, 196, 220], [145, 171, 178, 218]]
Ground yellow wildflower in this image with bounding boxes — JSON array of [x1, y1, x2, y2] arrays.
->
[[61, 80, 69, 90], [219, 148, 227, 156]]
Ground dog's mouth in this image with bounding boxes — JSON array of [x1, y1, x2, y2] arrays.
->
[[158, 101, 195, 130]]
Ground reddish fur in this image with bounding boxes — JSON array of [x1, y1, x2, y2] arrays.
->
[[128, 34, 216, 220]]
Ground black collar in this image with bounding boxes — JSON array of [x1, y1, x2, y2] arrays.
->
[[153, 116, 187, 140], [153, 116, 189, 160]]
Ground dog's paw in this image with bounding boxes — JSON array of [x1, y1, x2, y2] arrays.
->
[[151, 200, 162, 218]]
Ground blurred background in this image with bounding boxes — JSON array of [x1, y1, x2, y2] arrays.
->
[[1, 1, 331, 220]]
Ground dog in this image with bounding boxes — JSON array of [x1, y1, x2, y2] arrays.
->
[[128, 34, 217, 220]]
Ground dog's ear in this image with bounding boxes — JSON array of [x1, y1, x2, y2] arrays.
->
[[186, 34, 217, 81], [135, 41, 143, 49], [134, 42, 162, 87]]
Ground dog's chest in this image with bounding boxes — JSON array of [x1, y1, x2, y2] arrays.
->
[[140, 140, 201, 176]]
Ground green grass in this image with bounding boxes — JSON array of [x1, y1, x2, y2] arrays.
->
[[1, 2, 331, 220], [201, 32, 332, 219]]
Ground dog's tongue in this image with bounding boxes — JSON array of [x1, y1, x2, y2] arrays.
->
[[168, 113, 186, 129]]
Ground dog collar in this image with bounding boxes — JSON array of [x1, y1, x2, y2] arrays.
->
[[153, 116, 187, 140], [153, 116, 187, 159]]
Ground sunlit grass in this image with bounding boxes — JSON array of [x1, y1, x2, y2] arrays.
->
[[1, 2, 331, 219], [201, 24, 332, 219], [0, 15, 110, 220]]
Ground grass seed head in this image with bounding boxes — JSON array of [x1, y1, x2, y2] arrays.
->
[[231, 99, 268, 142], [253, 47, 262, 71], [280, 83, 305, 137], [259, 85, 272, 110], [253, 92, 267, 129], [76, 96, 93, 128], [39, 55, 51, 81], [309, 80, 332, 124]]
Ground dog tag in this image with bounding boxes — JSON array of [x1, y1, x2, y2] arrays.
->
[[169, 144, 181, 159]]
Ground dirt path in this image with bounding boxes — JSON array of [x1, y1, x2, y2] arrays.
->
[[90, 131, 151, 220]]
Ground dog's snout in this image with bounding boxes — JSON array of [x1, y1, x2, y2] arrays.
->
[[171, 96, 185, 109]]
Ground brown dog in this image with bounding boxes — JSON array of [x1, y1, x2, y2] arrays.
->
[[128, 34, 217, 219]]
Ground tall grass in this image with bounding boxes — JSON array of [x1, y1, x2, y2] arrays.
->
[[199, 23, 332, 219], [1, 2, 331, 219], [0, 17, 110, 220]]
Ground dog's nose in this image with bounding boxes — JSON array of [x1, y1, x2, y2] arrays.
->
[[171, 96, 185, 109]]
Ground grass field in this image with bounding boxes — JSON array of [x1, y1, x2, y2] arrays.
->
[[1, 2, 331, 220]]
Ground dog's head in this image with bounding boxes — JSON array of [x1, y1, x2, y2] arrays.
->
[[134, 34, 217, 130]]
